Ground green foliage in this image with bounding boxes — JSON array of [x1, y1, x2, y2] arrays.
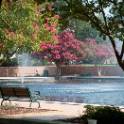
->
[[0, 0, 58, 66], [53, 0, 124, 70], [0, 0, 37, 65], [1, 58, 18, 66], [83, 105, 124, 124], [69, 19, 106, 43], [0, 0, 36, 50]]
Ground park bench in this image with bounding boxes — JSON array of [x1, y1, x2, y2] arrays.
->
[[0, 87, 41, 108]]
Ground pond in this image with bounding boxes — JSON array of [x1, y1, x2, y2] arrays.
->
[[0, 78, 124, 106]]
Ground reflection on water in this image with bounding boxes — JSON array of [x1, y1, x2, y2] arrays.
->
[[1, 79, 124, 106]]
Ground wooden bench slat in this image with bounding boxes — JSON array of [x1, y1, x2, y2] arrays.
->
[[0, 87, 15, 97], [14, 88, 29, 97]]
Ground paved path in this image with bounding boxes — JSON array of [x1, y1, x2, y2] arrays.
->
[[0, 99, 86, 121]]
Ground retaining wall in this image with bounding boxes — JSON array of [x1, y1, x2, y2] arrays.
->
[[0, 65, 124, 77]]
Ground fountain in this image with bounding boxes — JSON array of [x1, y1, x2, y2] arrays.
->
[[17, 53, 33, 85], [21, 76, 24, 85]]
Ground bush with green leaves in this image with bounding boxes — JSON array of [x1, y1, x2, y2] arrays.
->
[[83, 105, 124, 124]]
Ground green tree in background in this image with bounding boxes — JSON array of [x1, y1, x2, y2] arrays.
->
[[68, 19, 106, 43]]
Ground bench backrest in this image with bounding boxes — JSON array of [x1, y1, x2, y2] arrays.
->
[[0, 87, 15, 97], [0, 87, 31, 98], [14, 88, 30, 97]]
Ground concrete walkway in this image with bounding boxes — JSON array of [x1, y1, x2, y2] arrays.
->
[[0, 99, 86, 121]]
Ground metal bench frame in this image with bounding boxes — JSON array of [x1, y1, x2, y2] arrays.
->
[[0, 87, 41, 108]]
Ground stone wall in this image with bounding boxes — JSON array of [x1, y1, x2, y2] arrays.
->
[[0, 65, 124, 77]]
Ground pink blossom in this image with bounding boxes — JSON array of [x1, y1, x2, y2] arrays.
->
[[50, 27, 57, 33], [40, 43, 48, 50], [33, 22, 39, 30], [36, 31, 83, 64], [81, 38, 114, 63], [44, 23, 51, 31], [54, 15, 60, 19], [55, 54, 61, 59], [0, 43, 3, 48], [52, 35, 58, 41], [95, 44, 112, 58]]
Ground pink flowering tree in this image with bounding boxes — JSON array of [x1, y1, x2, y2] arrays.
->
[[33, 31, 83, 77], [81, 38, 114, 64], [95, 44, 114, 64], [80, 39, 97, 63], [81, 38, 114, 76]]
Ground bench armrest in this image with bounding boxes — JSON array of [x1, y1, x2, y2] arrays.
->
[[34, 91, 40, 96]]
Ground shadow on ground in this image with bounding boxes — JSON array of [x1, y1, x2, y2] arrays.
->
[[0, 118, 67, 124]]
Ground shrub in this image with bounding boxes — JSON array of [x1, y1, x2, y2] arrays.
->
[[83, 105, 124, 124]]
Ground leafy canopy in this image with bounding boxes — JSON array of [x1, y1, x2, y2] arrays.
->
[[81, 38, 114, 64], [53, 0, 124, 70], [33, 31, 83, 65], [0, 0, 58, 66]]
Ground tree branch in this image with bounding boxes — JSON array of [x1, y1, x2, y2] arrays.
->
[[0, 0, 2, 8], [98, 0, 111, 35], [120, 41, 124, 59], [109, 35, 124, 70], [80, 2, 108, 36], [118, 6, 124, 27]]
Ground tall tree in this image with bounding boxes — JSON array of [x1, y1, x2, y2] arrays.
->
[[0, 0, 37, 65], [53, 0, 124, 70], [0, 0, 58, 66]]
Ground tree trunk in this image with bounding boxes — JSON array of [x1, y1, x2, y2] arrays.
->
[[55, 63, 61, 80], [109, 36, 124, 71], [0, 0, 2, 7]]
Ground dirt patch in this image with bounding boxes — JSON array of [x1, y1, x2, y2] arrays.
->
[[0, 107, 56, 116]]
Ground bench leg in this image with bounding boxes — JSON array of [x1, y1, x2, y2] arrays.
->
[[37, 101, 40, 108], [29, 101, 40, 108], [1, 99, 11, 106], [29, 102, 32, 107], [1, 99, 4, 106]]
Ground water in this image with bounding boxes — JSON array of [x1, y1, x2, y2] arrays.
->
[[1, 79, 124, 106]]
